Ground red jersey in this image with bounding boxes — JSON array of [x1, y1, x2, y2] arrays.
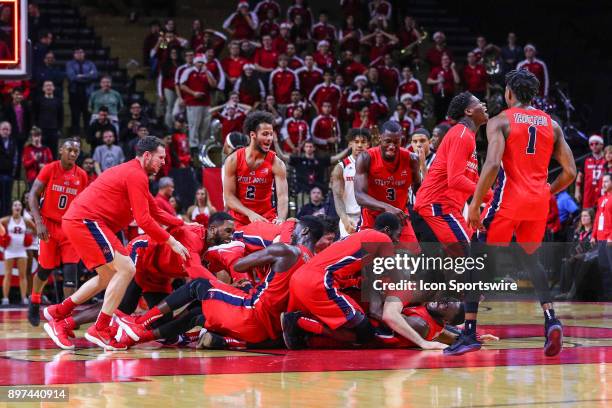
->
[[229, 148, 277, 225], [517, 59, 549, 96], [311, 23, 336, 43], [179, 66, 212, 106], [171, 132, 191, 167], [221, 56, 248, 80], [203, 240, 247, 280], [415, 124, 479, 215], [396, 78, 423, 102], [428, 66, 456, 95], [463, 64, 487, 93], [491, 107, 554, 220], [217, 106, 247, 142], [311, 114, 340, 150], [23, 145, 53, 183], [363, 146, 413, 219], [580, 155, 606, 208], [339, 60, 367, 84], [295, 66, 323, 98], [287, 55, 304, 70], [233, 219, 296, 254], [378, 65, 401, 97], [254, 47, 279, 70], [37, 161, 88, 223], [280, 117, 310, 152], [309, 83, 341, 114], [64, 159, 183, 242], [269, 68, 299, 104], [595, 193, 612, 241], [313, 50, 336, 70], [222, 12, 257, 40]]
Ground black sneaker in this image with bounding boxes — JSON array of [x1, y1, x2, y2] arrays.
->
[[544, 319, 563, 357], [197, 331, 227, 349], [281, 311, 306, 350], [28, 302, 40, 327], [444, 332, 482, 356]]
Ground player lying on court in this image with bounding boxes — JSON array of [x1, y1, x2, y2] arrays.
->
[[42, 213, 235, 350], [112, 216, 324, 349]]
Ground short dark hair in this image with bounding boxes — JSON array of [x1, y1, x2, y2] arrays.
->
[[98, 106, 109, 113], [380, 120, 402, 135], [317, 215, 339, 236], [505, 69, 540, 104], [374, 212, 400, 232], [347, 128, 372, 142], [447, 91, 474, 121], [411, 128, 431, 139], [135, 136, 164, 156], [243, 111, 275, 135], [299, 215, 325, 243], [208, 211, 234, 226]]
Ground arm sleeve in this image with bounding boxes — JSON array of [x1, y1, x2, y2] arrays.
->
[[126, 170, 173, 242], [446, 134, 477, 195]]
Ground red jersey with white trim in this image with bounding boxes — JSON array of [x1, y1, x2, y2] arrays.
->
[[203, 240, 247, 280], [492, 107, 554, 220], [363, 146, 412, 219], [229, 148, 277, 225], [64, 159, 183, 242], [581, 155, 606, 208], [414, 124, 479, 215], [36, 161, 88, 223]]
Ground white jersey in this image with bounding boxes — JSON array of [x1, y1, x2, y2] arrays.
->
[[4, 216, 27, 260], [340, 155, 360, 215]]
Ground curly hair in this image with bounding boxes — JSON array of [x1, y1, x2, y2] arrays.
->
[[505, 69, 540, 104], [243, 111, 275, 135], [446, 91, 474, 121]]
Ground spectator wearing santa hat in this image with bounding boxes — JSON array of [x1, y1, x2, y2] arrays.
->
[[234, 64, 266, 107], [273, 23, 293, 55], [516, 43, 549, 97], [313, 40, 335, 70], [426, 31, 453, 68], [575, 134, 606, 209], [223, 2, 258, 40]]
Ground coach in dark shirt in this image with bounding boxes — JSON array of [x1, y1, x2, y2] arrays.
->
[[86, 106, 115, 150], [33, 80, 63, 157], [35, 51, 65, 100]]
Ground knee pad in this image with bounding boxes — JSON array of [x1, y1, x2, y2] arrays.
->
[[62, 264, 79, 288], [37, 267, 53, 281]]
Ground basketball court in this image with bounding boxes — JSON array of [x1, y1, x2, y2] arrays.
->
[[1, 301, 611, 407]]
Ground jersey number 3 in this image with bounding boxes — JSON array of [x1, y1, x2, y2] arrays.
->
[[526, 125, 537, 155], [386, 188, 396, 201], [246, 185, 256, 200]]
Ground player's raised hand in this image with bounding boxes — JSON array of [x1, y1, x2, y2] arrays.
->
[[467, 201, 484, 230], [36, 221, 50, 241], [167, 236, 190, 261]]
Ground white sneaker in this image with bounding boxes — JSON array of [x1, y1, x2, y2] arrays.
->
[[1, 298, 8, 305], [22, 298, 29, 305]]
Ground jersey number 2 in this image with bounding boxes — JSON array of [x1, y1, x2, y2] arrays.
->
[[58, 194, 68, 209], [246, 185, 256, 199], [526, 126, 537, 155]]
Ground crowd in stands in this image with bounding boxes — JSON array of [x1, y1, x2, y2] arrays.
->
[[0, 0, 609, 305]]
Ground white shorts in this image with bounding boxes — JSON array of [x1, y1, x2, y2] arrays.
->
[[339, 213, 361, 238]]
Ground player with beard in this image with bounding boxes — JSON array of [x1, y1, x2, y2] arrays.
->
[[118, 216, 324, 349], [43, 137, 188, 351], [354, 121, 421, 250], [331, 128, 371, 237], [223, 111, 288, 228]]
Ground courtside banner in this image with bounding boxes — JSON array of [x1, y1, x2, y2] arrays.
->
[[359, 242, 595, 303]]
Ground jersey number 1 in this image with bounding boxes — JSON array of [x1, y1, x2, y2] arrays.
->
[[526, 125, 537, 155]]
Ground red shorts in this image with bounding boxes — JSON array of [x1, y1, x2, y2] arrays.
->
[[38, 219, 80, 269], [230, 208, 278, 229], [201, 282, 270, 343], [288, 267, 364, 330], [419, 210, 471, 256], [62, 218, 128, 270], [359, 209, 420, 253], [480, 210, 546, 255]]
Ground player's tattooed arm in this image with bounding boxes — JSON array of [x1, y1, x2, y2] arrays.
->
[[549, 120, 577, 195]]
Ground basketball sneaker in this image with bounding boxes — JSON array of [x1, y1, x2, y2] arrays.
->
[[443, 333, 482, 356], [115, 313, 147, 342], [28, 302, 40, 327], [43, 320, 75, 350], [85, 325, 127, 351], [281, 311, 307, 350], [114, 326, 136, 348], [197, 331, 246, 350], [544, 319, 563, 357], [43, 304, 68, 322]]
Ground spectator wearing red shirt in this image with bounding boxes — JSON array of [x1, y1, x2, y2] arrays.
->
[[170, 115, 191, 168], [287, 0, 314, 28], [463, 51, 488, 100], [352, 104, 374, 130], [295, 55, 323, 98], [594, 173, 612, 299], [575, 134, 606, 209], [280, 105, 310, 153], [361, 30, 398, 65], [338, 50, 367, 85], [516, 44, 549, 97], [426, 31, 453, 68], [22, 128, 53, 188], [258, 8, 280, 38], [234, 64, 266, 106], [312, 11, 337, 44], [269, 55, 300, 106], [390, 103, 415, 141], [196, 29, 227, 56], [222, 42, 248, 89], [210, 93, 251, 143], [223, 2, 258, 40], [309, 69, 342, 115], [254, 35, 280, 77], [273, 23, 292, 54], [254, 0, 281, 22], [313, 40, 336, 70], [285, 43, 305, 70], [375, 54, 401, 98], [158, 47, 182, 129], [311, 101, 341, 151], [397, 66, 423, 103], [398, 16, 422, 61], [286, 90, 311, 122], [174, 49, 194, 116], [179, 54, 218, 149], [338, 15, 362, 54], [401, 98, 423, 128], [155, 177, 177, 216], [204, 48, 226, 93], [427, 54, 460, 122]]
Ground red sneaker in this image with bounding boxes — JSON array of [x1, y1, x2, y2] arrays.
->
[[43, 304, 69, 322], [43, 320, 75, 350], [115, 313, 148, 342], [85, 325, 127, 351], [115, 326, 136, 348]]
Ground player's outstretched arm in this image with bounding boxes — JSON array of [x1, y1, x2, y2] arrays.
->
[[222, 153, 267, 223], [467, 115, 507, 230], [28, 179, 49, 241], [382, 299, 446, 350], [273, 157, 289, 222], [549, 120, 577, 195], [233, 243, 299, 273]]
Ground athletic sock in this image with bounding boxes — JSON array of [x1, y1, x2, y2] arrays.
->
[[62, 316, 77, 330], [297, 316, 324, 334], [30, 292, 41, 304], [136, 306, 164, 328], [56, 297, 76, 316], [95, 311, 112, 331], [544, 308, 556, 324], [464, 320, 477, 336]]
